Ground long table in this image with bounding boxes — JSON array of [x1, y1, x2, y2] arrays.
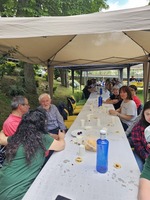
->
[[23, 92, 140, 200]]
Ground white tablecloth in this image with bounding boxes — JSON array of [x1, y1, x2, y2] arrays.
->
[[23, 92, 140, 200]]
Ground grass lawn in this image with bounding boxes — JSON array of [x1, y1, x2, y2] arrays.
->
[[137, 88, 144, 104]]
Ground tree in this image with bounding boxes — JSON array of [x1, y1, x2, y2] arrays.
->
[[0, 1, 108, 17]]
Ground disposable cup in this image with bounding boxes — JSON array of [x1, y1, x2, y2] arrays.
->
[[80, 119, 85, 127], [76, 135, 83, 145], [78, 144, 85, 156]]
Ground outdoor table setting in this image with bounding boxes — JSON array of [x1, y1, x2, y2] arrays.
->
[[23, 91, 140, 200]]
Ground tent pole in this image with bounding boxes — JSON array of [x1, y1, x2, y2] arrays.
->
[[143, 61, 150, 103], [119, 68, 123, 84], [71, 69, 74, 94], [127, 66, 130, 86], [47, 59, 54, 98], [80, 70, 82, 91]]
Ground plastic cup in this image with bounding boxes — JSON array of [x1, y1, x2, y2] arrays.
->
[[78, 144, 85, 156], [76, 135, 83, 145], [87, 114, 91, 121], [80, 119, 85, 127], [97, 118, 101, 126]]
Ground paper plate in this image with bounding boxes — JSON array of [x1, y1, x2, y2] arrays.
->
[[71, 129, 85, 137]]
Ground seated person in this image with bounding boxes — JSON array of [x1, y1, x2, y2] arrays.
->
[[138, 125, 150, 199], [129, 85, 142, 115], [131, 101, 150, 172], [138, 154, 150, 200], [3, 96, 30, 136], [105, 78, 113, 96], [82, 79, 96, 99], [0, 109, 65, 200], [38, 93, 66, 140], [130, 76, 136, 82], [109, 86, 137, 131], [104, 85, 122, 110], [0, 96, 30, 166]]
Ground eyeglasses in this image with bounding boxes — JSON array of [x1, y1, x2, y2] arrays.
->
[[22, 103, 30, 106]]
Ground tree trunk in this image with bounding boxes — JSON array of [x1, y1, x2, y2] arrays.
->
[[23, 63, 37, 94], [60, 69, 69, 87]]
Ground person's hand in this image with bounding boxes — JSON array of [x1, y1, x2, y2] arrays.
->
[[147, 143, 150, 149], [109, 109, 118, 116], [112, 99, 119, 104], [0, 130, 8, 145], [49, 133, 59, 140], [58, 130, 65, 140]]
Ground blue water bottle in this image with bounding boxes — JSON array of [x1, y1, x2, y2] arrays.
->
[[100, 88, 103, 95], [98, 95, 103, 107], [96, 130, 109, 173]]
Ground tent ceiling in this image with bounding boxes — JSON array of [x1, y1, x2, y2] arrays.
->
[[0, 6, 150, 67]]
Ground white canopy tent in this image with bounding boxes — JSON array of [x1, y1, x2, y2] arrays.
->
[[0, 5, 150, 100]]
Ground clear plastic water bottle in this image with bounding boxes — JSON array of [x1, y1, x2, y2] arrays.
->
[[98, 95, 103, 107], [96, 130, 109, 173]]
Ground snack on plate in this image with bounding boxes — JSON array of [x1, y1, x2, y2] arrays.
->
[[85, 139, 96, 152], [114, 163, 121, 169], [75, 157, 83, 163]]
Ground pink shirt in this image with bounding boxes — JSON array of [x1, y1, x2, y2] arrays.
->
[[3, 114, 22, 136]]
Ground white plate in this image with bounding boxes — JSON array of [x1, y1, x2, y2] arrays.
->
[[71, 129, 85, 137]]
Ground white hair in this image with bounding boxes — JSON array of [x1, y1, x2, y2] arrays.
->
[[38, 93, 51, 102]]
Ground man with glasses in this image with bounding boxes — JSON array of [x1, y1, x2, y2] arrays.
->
[[3, 96, 30, 136], [0, 96, 30, 166]]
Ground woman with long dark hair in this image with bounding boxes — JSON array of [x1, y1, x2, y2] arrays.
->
[[131, 101, 150, 171], [0, 108, 65, 200], [109, 85, 137, 131]]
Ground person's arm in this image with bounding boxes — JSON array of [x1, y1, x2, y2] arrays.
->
[[138, 178, 150, 200], [117, 112, 133, 120], [132, 123, 149, 160], [54, 105, 66, 131], [109, 108, 133, 120], [105, 98, 119, 104], [109, 107, 121, 116], [49, 130, 65, 151], [0, 130, 8, 145]]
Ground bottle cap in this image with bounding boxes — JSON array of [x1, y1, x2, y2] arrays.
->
[[100, 129, 107, 139]]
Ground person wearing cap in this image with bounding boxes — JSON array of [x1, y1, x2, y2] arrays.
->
[[104, 85, 122, 110], [131, 101, 150, 172], [129, 85, 142, 115]]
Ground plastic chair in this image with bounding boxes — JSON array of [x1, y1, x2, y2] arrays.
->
[[67, 96, 83, 115], [137, 104, 143, 115]]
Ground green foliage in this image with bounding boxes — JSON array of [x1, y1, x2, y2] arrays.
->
[[8, 85, 26, 96], [0, 0, 109, 17], [54, 68, 60, 79], [0, 93, 11, 129]]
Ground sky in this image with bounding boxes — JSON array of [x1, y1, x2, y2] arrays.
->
[[106, 0, 149, 11]]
